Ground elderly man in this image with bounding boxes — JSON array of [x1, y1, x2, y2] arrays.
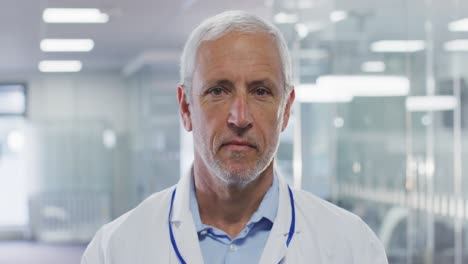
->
[[81, 10, 388, 264]]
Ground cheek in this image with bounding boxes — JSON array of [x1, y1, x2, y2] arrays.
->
[[192, 107, 224, 140], [257, 101, 282, 122], [253, 107, 283, 138]]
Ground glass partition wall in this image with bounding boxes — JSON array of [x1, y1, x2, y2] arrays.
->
[[272, 0, 468, 263]]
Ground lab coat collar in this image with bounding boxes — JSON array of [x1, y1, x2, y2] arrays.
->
[[170, 167, 300, 264], [259, 172, 301, 264], [171, 167, 193, 223], [169, 168, 204, 263]]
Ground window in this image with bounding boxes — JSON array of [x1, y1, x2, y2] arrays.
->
[[0, 83, 27, 116]]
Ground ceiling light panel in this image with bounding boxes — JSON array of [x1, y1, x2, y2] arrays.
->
[[371, 40, 425, 53], [296, 84, 353, 103], [38, 60, 82, 73], [40, 39, 94, 52], [330, 10, 347, 23], [43, 8, 109, 23], [316, 75, 410, 97], [406, 96, 458, 112], [444, 40, 468, 52], [274, 12, 298, 24], [295, 23, 309, 39], [361, 61, 386, 72], [448, 18, 468, 32]]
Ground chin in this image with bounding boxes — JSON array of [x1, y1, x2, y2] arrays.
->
[[212, 161, 267, 187], [216, 173, 259, 188]]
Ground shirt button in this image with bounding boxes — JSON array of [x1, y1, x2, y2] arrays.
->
[[229, 244, 237, 252], [199, 230, 207, 236]]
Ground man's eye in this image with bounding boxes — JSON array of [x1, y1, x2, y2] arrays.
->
[[254, 87, 270, 96], [208, 87, 225, 96]]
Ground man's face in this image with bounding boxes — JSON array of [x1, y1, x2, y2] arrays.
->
[[178, 31, 294, 186]]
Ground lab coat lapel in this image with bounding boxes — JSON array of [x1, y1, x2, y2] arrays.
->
[[259, 175, 301, 264], [169, 172, 204, 264]]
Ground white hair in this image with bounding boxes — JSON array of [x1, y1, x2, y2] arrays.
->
[[179, 10, 293, 101]]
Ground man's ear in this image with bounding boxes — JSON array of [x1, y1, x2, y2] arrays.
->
[[281, 87, 295, 132], [177, 85, 192, 132]]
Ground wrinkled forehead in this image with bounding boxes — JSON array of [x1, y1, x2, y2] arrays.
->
[[194, 31, 283, 78], [200, 31, 278, 54]]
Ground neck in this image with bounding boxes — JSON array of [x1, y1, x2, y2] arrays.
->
[[193, 162, 274, 238]]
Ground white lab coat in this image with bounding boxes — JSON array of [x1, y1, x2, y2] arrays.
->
[[81, 172, 388, 264]]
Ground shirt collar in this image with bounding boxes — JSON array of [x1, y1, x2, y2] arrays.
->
[[189, 173, 279, 232]]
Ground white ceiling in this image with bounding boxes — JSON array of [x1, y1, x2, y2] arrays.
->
[[0, 0, 467, 75], [0, 0, 270, 74]]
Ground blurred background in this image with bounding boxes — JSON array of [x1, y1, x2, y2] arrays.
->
[[0, 0, 467, 263]]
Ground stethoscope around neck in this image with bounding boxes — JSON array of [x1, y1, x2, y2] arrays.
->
[[168, 185, 296, 264]]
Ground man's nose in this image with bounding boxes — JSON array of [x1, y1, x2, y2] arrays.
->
[[227, 94, 253, 130]]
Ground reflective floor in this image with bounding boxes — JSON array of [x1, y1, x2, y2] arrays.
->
[[0, 241, 85, 264]]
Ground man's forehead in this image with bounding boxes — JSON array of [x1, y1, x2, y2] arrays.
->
[[187, 31, 285, 93], [197, 31, 278, 57], [193, 64, 283, 91], [201, 30, 275, 44], [195, 32, 281, 71]]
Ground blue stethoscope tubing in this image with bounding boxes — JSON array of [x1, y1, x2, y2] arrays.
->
[[168, 185, 296, 264]]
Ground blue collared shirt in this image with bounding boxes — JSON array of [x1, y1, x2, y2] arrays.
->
[[189, 175, 279, 264]]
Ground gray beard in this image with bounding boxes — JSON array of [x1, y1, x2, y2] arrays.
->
[[192, 122, 282, 188], [204, 144, 278, 188]]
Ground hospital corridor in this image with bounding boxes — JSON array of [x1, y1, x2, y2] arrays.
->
[[0, 0, 467, 263]]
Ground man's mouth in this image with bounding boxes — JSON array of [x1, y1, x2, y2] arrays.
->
[[221, 139, 256, 150]]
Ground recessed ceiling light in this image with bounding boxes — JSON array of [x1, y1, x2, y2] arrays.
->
[[448, 18, 468, 32], [371, 40, 425, 53], [274, 12, 298, 24], [296, 84, 353, 103], [102, 129, 117, 149], [7, 130, 25, 153], [295, 23, 309, 39], [406, 96, 458, 112], [330, 10, 347, 23], [444, 40, 468, 52], [40, 39, 94, 52], [43, 8, 109, 23], [316, 75, 410, 97], [334, 117, 344, 128], [361, 61, 386, 72], [38, 60, 82, 73]]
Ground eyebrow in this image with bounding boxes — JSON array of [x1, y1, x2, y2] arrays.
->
[[214, 79, 234, 86], [249, 79, 275, 88], [204, 78, 277, 89]]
